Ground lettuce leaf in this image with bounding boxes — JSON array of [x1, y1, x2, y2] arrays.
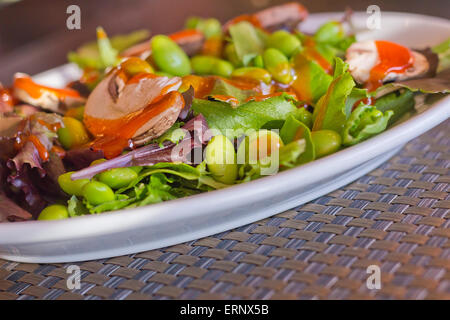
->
[[291, 53, 333, 104], [342, 105, 393, 146], [207, 78, 256, 106], [432, 38, 450, 72], [229, 21, 265, 66], [374, 90, 415, 125], [280, 115, 315, 164], [312, 58, 355, 132], [68, 29, 149, 70], [238, 139, 306, 182], [192, 94, 300, 138]]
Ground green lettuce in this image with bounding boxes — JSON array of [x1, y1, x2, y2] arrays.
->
[[374, 90, 415, 125], [342, 105, 393, 146], [313, 21, 356, 53], [192, 94, 301, 138], [229, 21, 265, 66], [207, 78, 257, 106], [280, 115, 315, 164], [68, 29, 149, 70], [238, 139, 306, 182], [291, 52, 333, 104], [432, 38, 450, 73], [312, 58, 355, 132]]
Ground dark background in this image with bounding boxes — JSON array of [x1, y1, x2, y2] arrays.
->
[[0, 0, 449, 84]]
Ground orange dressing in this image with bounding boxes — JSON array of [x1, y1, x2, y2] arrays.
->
[[366, 40, 413, 91], [201, 36, 223, 57], [352, 96, 376, 111], [1, 88, 16, 107], [303, 37, 332, 74], [27, 135, 49, 161], [169, 29, 204, 42], [14, 74, 81, 99], [245, 91, 294, 102], [85, 91, 184, 159], [223, 14, 262, 31], [291, 54, 313, 104], [209, 95, 239, 106], [181, 75, 216, 98]]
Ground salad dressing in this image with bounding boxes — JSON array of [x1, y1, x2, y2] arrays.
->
[[13, 74, 81, 100], [366, 40, 413, 91], [291, 54, 313, 103], [86, 91, 184, 158], [303, 38, 332, 73]]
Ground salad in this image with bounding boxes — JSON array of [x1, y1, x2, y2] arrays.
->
[[1, 2, 449, 222]]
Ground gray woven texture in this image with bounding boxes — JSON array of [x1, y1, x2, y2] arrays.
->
[[0, 120, 449, 300]]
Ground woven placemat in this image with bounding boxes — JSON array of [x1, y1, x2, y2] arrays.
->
[[0, 120, 449, 300]]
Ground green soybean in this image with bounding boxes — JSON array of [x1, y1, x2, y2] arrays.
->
[[253, 55, 264, 68], [263, 48, 292, 84], [129, 166, 143, 174], [205, 135, 238, 184], [267, 30, 302, 58], [97, 168, 138, 189], [231, 67, 272, 84], [83, 181, 115, 206], [297, 108, 313, 129], [311, 130, 342, 158], [224, 43, 242, 67], [197, 18, 222, 39], [191, 56, 233, 77], [151, 35, 191, 76], [58, 172, 89, 196], [38, 204, 69, 221]]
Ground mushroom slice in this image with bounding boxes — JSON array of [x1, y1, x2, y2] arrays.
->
[[84, 69, 184, 157], [12, 73, 85, 114], [346, 40, 430, 86], [224, 2, 308, 32], [254, 2, 309, 31]]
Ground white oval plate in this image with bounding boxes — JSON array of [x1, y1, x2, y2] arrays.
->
[[1, 12, 449, 263]]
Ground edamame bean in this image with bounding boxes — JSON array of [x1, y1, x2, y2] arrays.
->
[[151, 35, 191, 76], [263, 48, 293, 84], [314, 21, 345, 45], [311, 130, 341, 158], [191, 56, 233, 77], [129, 166, 143, 174], [83, 181, 115, 206], [297, 108, 313, 129], [237, 130, 284, 164], [253, 55, 264, 68], [205, 135, 238, 184], [97, 168, 138, 189], [65, 106, 85, 121], [57, 117, 90, 150], [58, 172, 89, 196], [224, 43, 242, 68], [38, 204, 69, 221], [197, 18, 222, 39], [267, 30, 302, 58], [231, 67, 272, 84], [90, 158, 106, 166], [120, 57, 154, 75]]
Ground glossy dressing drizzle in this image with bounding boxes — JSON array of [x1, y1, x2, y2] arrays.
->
[[14, 74, 81, 99], [366, 40, 414, 91]]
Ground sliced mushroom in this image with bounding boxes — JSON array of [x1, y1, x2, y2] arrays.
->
[[12, 73, 86, 114], [346, 40, 430, 85], [253, 2, 309, 31], [84, 68, 184, 148], [224, 2, 308, 32]]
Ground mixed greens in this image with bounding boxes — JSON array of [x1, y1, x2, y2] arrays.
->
[[1, 2, 449, 222]]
